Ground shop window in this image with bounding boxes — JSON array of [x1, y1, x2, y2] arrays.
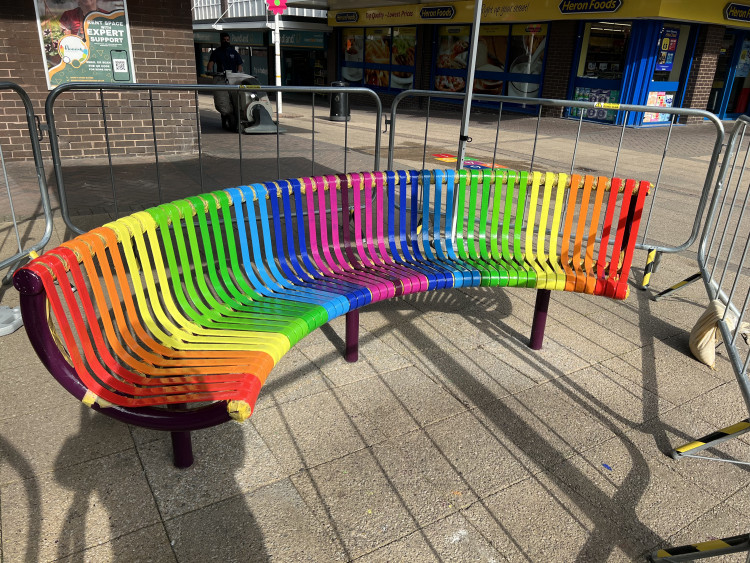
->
[[577, 21, 631, 80], [341, 28, 364, 83], [435, 25, 470, 93], [644, 23, 690, 124], [434, 23, 547, 98], [708, 31, 738, 114], [507, 23, 546, 98], [474, 25, 508, 95], [572, 21, 631, 123], [727, 38, 750, 114], [341, 26, 416, 90]]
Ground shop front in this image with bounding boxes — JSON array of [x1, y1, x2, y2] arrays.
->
[[329, 1, 750, 125], [193, 30, 267, 83]]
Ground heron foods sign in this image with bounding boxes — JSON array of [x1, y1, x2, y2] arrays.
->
[[559, 0, 622, 14], [330, 0, 750, 27]]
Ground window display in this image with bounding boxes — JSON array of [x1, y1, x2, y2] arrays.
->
[[570, 87, 620, 123], [390, 27, 416, 90], [435, 25, 470, 92], [365, 28, 391, 87], [341, 28, 364, 83], [342, 26, 416, 90], [507, 23, 546, 98], [474, 25, 508, 95], [577, 22, 631, 80]]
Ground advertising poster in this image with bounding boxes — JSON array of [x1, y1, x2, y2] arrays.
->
[[435, 25, 470, 93], [365, 28, 391, 88], [571, 87, 619, 123], [34, 0, 135, 88], [474, 25, 508, 95], [342, 28, 364, 82], [655, 25, 679, 72], [736, 39, 750, 79], [390, 27, 416, 90], [643, 91, 675, 123], [507, 23, 546, 98]]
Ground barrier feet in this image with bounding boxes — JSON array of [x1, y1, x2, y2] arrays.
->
[[670, 418, 750, 463], [653, 272, 702, 302], [649, 533, 750, 562], [529, 289, 551, 350], [345, 310, 359, 363], [640, 249, 661, 290]]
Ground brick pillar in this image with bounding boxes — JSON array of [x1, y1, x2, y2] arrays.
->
[[540, 21, 577, 118], [682, 25, 725, 123]]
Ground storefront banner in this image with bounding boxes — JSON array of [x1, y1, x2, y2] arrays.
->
[[330, 2, 474, 27], [281, 30, 325, 49], [655, 26, 680, 72], [194, 30, 265, 46], [34, 0, 136, 88], [331, 0, 750, 28]]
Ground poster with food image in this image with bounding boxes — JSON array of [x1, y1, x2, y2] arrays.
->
[[435, 25, 469, 93], [365, 28, 391, 87], [437, 26, 470, 70], [474, 25, 508, 95], [507, 23, 546, 99], [341, 27, 364, 82], [390, 26, 416, 90]]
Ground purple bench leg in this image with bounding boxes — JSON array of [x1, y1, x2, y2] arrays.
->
[[529, 289, 551, 350], [345, 310, 359, 363], [171, 431, 194, 468]]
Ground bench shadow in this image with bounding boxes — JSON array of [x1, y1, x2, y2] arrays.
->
[[283, 279, 731, 560], [52, 408, 269, 561]]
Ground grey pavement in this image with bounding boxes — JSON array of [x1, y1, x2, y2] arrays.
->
[[2, 94, 750, 562]]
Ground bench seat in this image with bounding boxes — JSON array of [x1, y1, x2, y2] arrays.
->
[[14, 168, 649, 446]]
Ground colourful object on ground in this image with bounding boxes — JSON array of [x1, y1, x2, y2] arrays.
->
[[14, 168, 649, 423]]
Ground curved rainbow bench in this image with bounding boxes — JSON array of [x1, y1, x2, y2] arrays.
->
[[14, 169, 649, 467]]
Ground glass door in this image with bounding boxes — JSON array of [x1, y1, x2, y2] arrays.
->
[[643, 23, 692, 125], [708, 30, 741, 115]]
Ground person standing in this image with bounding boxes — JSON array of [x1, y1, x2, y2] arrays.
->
[[207, 33, 243, 74]]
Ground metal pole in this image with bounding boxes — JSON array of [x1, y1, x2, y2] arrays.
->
[[274, 13, 283, 115], [456, 0, 482, 170]]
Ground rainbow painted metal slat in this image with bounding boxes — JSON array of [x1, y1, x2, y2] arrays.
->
[[14, 168, 649, 439]]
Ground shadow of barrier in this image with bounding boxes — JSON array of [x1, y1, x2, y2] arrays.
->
[[0, 82, 54, 336], [45, 82, 382, 235], [387, 90, 726, 295]]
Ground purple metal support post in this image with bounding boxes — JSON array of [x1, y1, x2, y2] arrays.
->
[[529, 289, 551, 350], [170, 431, 194, 468], [345, 310, 359, 362]]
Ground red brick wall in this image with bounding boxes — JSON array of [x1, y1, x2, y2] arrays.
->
[[541, 21, 577, 118], [682, 24, 725, 123], [0, 0, 198, 160]]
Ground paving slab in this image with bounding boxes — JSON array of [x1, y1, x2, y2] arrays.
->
[[165, 479, 344, 562], [0, 450, 160, 562]]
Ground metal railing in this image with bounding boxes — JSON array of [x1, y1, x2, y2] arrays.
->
[[387, 91, 725, 288], [46, 83, 382, 234], [0, 82, 54, 277]]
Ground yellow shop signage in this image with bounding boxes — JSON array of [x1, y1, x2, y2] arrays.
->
[[559, 0, 622, 15], [726, 3, 750, 23], [420, 6, 456, 19]]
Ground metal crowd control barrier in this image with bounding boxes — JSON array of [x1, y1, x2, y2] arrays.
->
[[387, 90, 725, 290], [650, 115, 750, 562], [45, 83, 382, 235], [0, 82, 53, 336], [0, 83, 53, 277]]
